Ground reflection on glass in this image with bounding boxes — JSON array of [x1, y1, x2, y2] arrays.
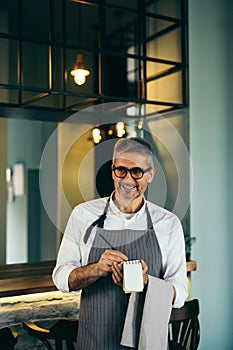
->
[[22, 42, 49, 89], [106, 0, 138, 10], [147, 71, 182, 104], [0, 38, 18, 86], [22, 0, 50, 41], [146, 0, 181, 19], [147, 28, 181, 62], [105, 8, 138, 52], [66, 1, 99, 50], [0, 0, 19, 36]]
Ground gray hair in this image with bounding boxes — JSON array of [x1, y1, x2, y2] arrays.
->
[[112, 137, 155, 169]]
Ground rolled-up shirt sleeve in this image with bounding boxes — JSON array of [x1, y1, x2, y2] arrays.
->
[[160, 216, 188, 308], [52, 208, 83, 293]]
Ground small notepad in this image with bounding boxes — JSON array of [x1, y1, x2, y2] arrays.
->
[[123, 260, 143, 293]]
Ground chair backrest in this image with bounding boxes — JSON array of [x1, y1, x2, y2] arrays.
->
[[0, 327, 18, 350], [168, 299, 200, 350]]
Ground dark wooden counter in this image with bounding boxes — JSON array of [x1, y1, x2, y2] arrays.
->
[[0, 261, 56, 297], [0, 260, 197, 297]]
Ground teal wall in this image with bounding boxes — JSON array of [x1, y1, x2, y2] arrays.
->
[[189, 0, 233, 348], [6, 119, 57, 263]]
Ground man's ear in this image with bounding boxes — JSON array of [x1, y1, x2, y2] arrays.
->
[[147, 168, 155, 183], [111, 164, 115, 180]]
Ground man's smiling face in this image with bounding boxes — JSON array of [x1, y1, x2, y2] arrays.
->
[[112, 151, 155, 204]]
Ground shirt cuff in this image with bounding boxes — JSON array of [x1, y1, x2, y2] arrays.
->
[[170, 280, 188, 308], [52, 265, 79, 293]]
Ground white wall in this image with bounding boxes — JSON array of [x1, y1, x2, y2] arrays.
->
[[189, 0, 233, 348]]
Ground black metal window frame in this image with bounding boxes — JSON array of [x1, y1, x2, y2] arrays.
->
[[0, 0, 189, 121]]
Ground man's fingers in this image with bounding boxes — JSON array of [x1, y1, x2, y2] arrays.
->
[[104, 249, 128, 262], [112, 262, 123, 279], [111, 262, 123, 286], [140, 259, 148, 273], [98, 250, 128, 275]]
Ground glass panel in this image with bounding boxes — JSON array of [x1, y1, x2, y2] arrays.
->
[[29, 94, 64, 109], [22, 0, 49, 41], [127, 57, 139, 99], [105, 8, 138, 53], [146, 61, 176, 80], [22, 43, 49, 89], [106, 0, 138, 10], [145, 103, 174, 113], [65, 96, 92, 109], [0, 0, 18, 36], [22, 91, 41, 104], [102, 54, 138, 99], [66, 49, 97, 95], [146, 27, 181, 62], [146, 16, 176, 37], [53, 0, 63, 44], [127, 43, 139, 56], [0, 89, 18, 104], [0, 39, 18, 85], [53, 47, 64, 91], [147, 71, 182, 104], [146, 0, 181, 19], [103, 54, 128, 97], [66, 2, 99, 50], [21, 91, 63, 109]]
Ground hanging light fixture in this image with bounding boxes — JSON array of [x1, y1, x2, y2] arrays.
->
[[71, 53, 90, 85], [70, 2, 90, 86]]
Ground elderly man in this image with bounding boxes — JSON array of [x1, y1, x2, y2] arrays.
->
[[52, 137, 187, 350]]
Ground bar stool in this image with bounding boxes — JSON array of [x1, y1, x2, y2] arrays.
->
[[23, 319, 78, 350], [0, 327, 18, 350]]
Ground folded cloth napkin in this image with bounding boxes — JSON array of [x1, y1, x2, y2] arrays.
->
[[121, 275, 173, 350]]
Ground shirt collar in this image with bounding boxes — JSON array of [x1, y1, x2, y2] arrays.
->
[[109, 192, 147, 219]]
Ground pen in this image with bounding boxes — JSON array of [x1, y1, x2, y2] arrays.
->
[[99, 233, 116, 250]]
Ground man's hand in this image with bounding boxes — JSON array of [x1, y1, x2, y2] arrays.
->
[[97, 249, 128, 277], [68, 249, 128, 291], [111, 261, 124, 287], [111, 259, 148, 288], [140, 259, 148, 286]]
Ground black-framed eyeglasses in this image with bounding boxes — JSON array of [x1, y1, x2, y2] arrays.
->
[[112, 165, 151, 180]]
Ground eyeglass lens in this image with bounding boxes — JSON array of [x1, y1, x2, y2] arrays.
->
[[113, 166, 144, 179]]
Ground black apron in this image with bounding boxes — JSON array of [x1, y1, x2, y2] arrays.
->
[[77, 198, 163, 350]]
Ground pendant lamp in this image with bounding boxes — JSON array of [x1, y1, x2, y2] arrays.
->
[[70, 53, 90, 86], [70, 2, 90, 86]]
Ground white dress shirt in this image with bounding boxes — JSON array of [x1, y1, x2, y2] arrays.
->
[[52, 196, 188, 308]]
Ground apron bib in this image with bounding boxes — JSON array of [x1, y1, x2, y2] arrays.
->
[[77, 199, 163, 350]]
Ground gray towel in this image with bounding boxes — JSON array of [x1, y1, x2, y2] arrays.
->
[[121, 276, 173, 350]]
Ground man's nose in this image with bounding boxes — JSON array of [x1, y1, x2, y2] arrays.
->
[[124, 171, 136, 181]]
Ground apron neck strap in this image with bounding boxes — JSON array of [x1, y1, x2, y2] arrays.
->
[[84, 197, 110, 244], [84, 198, 153, 244], [146, 204, 153, 230]]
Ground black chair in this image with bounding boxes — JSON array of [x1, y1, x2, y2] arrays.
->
[[0, 327, 18, 350], [168, 299, 200, 350], [23, 319, 78, 350], [23, 300, 200, 350]]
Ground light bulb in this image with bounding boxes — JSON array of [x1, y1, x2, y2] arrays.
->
[[70, 53, 91, 86], [92, 128, 102, 144], [71, 68, 90, 86], [116, 122, 126, 137]]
